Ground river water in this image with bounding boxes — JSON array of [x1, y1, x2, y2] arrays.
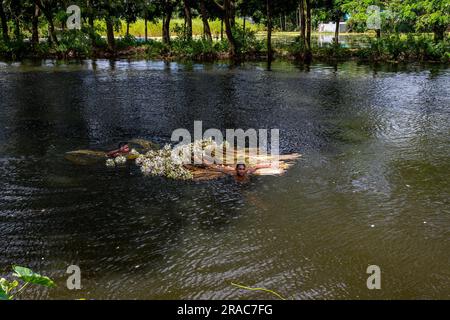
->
[[0, 59, 449, 299]]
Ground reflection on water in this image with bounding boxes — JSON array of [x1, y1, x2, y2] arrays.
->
[[0, 60, 449, 299], [268, 33, 371, 48]]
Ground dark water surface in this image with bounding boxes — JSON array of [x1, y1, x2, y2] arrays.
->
[[0, 59, 449, 299]]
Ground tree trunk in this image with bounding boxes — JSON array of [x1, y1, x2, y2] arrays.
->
[[199, 0, 212, 41], [267, 0, 273, 65], [47, 14, 58, 45], [88, 0, 94, 29], [299, 0, 306, 47], [162, 5, 173, 44], [35, 1, 59, 45], [14, 18, 21, 39], [87, 1, 95, 45], [144, 17, 148, 41], [434, 26, 445, 42], [334, 17, 339, 45], [230, 0, 236, 28], [220, 19, 224, 40], [106, 17, 115, 50], [376, 29, 381, 38], [31, 5, 40, 46], [183, 0, 192, 40], [126, 22, 130, 36], [243, 16, 246, 35], [162, 15, 165, 39], [305, 0, 311, 50], [305, 0, 312, 62], [47, 24, 51, 43], [0, 0, 9, 42], [223, 0, 237, 58]]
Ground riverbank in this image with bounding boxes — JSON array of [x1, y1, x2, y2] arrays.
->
[[1, 31, 449, 64]]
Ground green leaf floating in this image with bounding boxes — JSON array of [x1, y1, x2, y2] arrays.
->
[[12, 266, 56, 288], [0, 278, 18, 295], [0, 286, 9, 300]]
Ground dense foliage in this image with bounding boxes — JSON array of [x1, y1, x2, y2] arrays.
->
[[0, 0, 448, 62]]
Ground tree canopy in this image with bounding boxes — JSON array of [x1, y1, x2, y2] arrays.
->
[[0, 0, 448, 59]]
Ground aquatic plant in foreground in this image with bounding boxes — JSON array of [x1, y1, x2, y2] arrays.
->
[[0, 266, 55, 300]]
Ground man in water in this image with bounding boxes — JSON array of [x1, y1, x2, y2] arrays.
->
[[107, 142, 130, 158], [208, 162, 274, 182], [236, 163, 261, 176]]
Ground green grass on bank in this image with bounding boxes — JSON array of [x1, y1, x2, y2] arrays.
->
[[20, 17, 262, 40], [101, 18, 264, 38]]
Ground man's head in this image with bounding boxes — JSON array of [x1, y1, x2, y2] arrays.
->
[[235, 163, 247, 177], [118, 141, 130, 153]]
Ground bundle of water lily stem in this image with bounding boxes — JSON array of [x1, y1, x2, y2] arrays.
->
[[65, 138, 300, 181]]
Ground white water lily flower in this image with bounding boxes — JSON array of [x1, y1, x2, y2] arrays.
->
[[145, 150, 156, 157], [134, 139, 222, 180], [114, 155, 127, 165], [130, 148, 139, 156], [106, 158, 116, 167], [135, 155, 145, 166], [140, 165, 152, 175]]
